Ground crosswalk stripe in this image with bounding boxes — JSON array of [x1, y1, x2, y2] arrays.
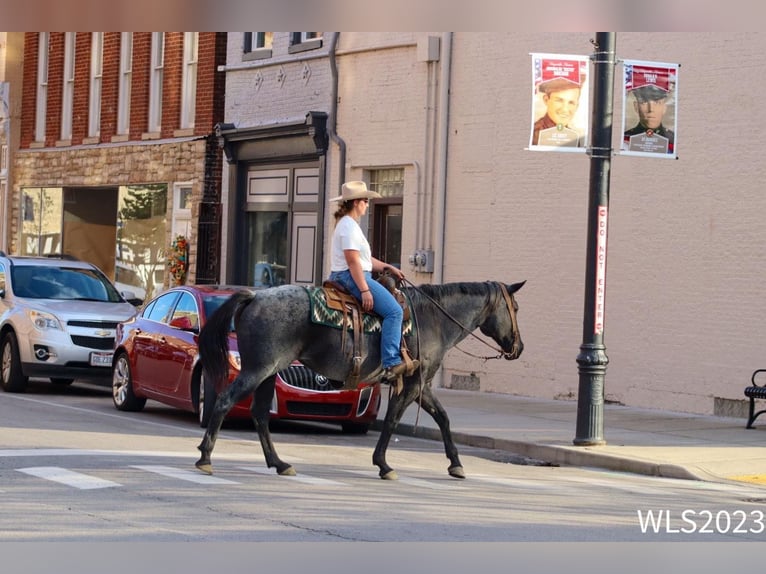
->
[[17, 466, 121, 490], [130, 465, 239, 485], [239, 466, 347, 486], [344, 469, 467, 490]]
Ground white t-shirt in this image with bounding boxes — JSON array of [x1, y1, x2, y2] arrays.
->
[[331, 215, 372, 272]]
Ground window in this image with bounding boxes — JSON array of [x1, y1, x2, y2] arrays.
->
[[172, 184, 192, 238], [116, 184, 168, 300], [35, 32, 49, 143], [61, 32, 75, 141], [19, 187, 64, 256], [288, 32, 322, 54], [89, 32, 103, 139], [117, 32, 132, 135], [180, 32, 198, 130], [368, 168, 404, 269], [148, 32, 164, 133], [0, 144, 7, 174], [243, 32, 273, 60]]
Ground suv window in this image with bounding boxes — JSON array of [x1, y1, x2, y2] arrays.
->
[[11, 265, 123, 302]]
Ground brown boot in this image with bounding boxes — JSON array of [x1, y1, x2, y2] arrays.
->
[[382, 359, 420, 381]]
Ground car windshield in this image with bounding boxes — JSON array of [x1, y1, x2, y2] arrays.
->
[[11, 265, 124, 303], [202, 293, 238, 331]]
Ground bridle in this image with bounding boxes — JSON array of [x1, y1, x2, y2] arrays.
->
[[401, 279, 521, 362]]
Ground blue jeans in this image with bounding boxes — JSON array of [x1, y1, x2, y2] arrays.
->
[[328, 269, 404, 369]]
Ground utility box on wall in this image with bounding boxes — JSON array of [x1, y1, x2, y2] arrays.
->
[[417, 35, 440, 62]]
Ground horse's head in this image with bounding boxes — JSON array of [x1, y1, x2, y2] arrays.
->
[[479, 281, 525, 360]]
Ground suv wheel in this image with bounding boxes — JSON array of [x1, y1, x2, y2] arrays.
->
[[112, 352, 146, 412], [1, 332, 29, 393]]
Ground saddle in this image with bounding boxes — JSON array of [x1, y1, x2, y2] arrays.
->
[[321, 278, 415, 393]]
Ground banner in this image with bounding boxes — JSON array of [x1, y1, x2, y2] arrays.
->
[[528, 53, 589, 153], [620, 60, 679, 159]]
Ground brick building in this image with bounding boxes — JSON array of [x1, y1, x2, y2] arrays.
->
[[9, 32, 226, 299]]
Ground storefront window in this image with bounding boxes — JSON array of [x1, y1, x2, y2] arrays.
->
[[116, 184, 167, 300], [19, 187, 63, 256], [247, 211, 287, 287]]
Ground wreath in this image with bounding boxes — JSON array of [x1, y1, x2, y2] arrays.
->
[[167, 234, 189, 285]]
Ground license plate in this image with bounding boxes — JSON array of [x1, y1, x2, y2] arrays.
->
[[90, 351, 113, 367]]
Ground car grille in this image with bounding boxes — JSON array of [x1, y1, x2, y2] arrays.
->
[[278, 364, 341, 392], [285, 401, 352, 417], [67, 320, 121, 329], [70, 336, 115, 350]]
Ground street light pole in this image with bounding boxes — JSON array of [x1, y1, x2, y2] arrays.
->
[[574, 32, 616, 446]]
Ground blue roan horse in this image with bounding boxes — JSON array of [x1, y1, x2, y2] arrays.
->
[[196, 280, 525, 480]]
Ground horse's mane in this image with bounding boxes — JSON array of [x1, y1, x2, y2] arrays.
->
[[405, 281, 491, 306]]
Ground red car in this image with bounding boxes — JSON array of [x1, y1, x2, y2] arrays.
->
[[111, 285, 381, 433]]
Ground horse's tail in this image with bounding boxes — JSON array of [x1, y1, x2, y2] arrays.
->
[[199, 290, 255, 386]]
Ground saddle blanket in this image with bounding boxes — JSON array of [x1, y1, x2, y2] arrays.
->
[[305, 286, 413, 336]]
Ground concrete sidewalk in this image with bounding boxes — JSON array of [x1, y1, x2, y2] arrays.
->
[[373, 388, 766, 485]]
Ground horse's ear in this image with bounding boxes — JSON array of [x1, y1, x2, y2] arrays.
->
[[508, 280, 526, 293]]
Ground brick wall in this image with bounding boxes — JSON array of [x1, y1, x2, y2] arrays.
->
[[129, 32, 151, 139], [71, 32, 91, 145]]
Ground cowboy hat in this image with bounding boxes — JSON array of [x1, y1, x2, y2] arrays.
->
[[329, 181, 382, 202]]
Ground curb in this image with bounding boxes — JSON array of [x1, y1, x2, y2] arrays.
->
[[373, 419, 701, 482]]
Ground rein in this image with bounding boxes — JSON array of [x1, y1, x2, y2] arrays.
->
[[400, 278, 519, 361]]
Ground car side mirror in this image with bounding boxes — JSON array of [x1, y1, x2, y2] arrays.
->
[[169, 316, 194, 330]]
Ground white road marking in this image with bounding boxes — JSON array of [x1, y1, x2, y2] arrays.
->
[[344, 469, 467, 490], [17, 466, 121, 490], [130, 465, 239, 485], [239, 465, 347, 486]]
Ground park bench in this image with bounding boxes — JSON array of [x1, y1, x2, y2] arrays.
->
[[745, 369, 766, 428]]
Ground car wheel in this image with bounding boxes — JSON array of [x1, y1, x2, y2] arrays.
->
[[112, 352, 146, 412], [198, 370, 217, 428], [1, 332, 28, 393], [341, 422, 370, 435], [50, 378, 74, 385]]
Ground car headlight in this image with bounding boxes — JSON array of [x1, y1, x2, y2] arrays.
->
[[27, 309, 63, 331], [228, 350, 241, 370]]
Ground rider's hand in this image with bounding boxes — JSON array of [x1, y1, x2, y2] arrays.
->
[[361, 290, 373, 311]]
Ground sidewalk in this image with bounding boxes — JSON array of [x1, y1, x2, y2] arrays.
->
[[373, 387, 766, 486]]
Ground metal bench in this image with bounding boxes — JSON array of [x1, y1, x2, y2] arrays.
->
[[745, 369, 766, 428]]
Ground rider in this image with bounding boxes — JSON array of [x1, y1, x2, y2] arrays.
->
[[328, 181, 419, 382]]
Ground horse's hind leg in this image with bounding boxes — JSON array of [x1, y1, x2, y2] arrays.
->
[[416, 384, 465, 478], [372, 384, 420, 480], [250, 375, 295, 476], [196, 372, 258, 474]]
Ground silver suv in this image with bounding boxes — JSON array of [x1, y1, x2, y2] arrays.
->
[[0, 253, 139, 392]]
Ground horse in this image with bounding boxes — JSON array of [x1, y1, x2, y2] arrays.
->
[[196, 280, 525, 480]]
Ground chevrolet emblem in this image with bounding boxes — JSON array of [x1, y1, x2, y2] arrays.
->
[[94, 330, 113, 337]]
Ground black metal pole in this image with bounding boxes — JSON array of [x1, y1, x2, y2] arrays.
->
[[574, 32, 616, 446]]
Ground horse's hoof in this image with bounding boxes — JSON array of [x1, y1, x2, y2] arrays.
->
[[448, 465, 466, 479], [196, 461, 213, 475], [380, 470, 399, 480], [278, 465, 296, 476]]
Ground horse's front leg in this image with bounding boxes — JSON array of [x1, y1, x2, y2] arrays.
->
[[416, 384, 465, 478], [196, 374, 253, 474], [250, 375, 295, 476], [372, 383, 419, 480]]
